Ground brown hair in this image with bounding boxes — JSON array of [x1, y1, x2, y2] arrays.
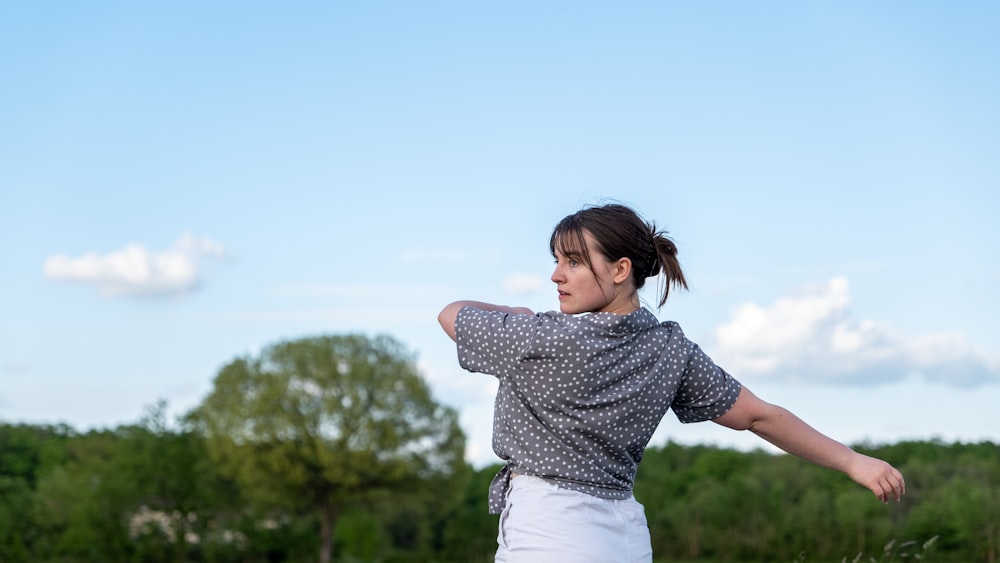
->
[[549, 203, 688, 307]]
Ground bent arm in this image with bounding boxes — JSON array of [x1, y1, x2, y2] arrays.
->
[[714, 386, 905, 503], [437, 301, 535, 342]]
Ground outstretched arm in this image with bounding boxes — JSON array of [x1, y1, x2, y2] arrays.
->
[[714, 386, 905, 504], [437, 301, 535, 342]]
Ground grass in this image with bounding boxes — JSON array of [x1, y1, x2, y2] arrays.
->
[[837, 535, 940, 563], [785, 535, 941, 563]]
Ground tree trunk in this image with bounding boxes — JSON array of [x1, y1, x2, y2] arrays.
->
[[319, 502, 337, 563]]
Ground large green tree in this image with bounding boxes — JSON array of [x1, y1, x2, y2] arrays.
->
[[189, 333, 465, 563]]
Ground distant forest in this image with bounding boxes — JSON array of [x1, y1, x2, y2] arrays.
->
[[2, 334, 996, 562], [1, 420, 996, 562]]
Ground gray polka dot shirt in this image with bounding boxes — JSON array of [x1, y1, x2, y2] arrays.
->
[[455, 306, 742, 514]]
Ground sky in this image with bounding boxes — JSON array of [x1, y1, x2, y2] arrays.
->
[[1, 1, 998, 467]]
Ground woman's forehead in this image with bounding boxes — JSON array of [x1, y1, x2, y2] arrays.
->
[[553, 229, 596, 257]]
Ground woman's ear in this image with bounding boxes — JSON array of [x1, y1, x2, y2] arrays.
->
[[613, 257, 632, 284]]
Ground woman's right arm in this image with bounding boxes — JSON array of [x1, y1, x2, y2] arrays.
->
[[437, 301, 535, 341], [714, 386, 905, 503]]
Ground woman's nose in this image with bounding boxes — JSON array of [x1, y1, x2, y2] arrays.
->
[[550, 265, 563, 282]]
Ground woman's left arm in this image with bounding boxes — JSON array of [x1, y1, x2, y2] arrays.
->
[[714, 386, 905, 503], [437, 301, 535, 342]]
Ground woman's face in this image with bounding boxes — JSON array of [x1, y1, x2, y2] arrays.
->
[[550, 231, 636, 315]]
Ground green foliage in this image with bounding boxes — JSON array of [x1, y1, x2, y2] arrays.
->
[[3, 423, 998, 562], [0, 475, 32, 562], [335, 508, 387, 561], [188, 333, 467, 563], [437, 464, 502, 563], [2, 337, 998, 563], [0, 424, 72, 562], [637, 440, 998, 563]]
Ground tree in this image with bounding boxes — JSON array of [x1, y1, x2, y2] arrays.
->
[[439, 463, 501, 563], [111, 402, 241, 562], [0, 423, 72, 562], [32, 429, 131, 561], [189, 333, 466, 563]]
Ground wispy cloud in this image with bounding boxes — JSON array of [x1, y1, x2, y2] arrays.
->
[[503, 273, 546, 294], [398, 246, 505, 265], [399, 248, 470, 264], [1, 364, 29, 378], [43, 232, 229, 298], [711, 276, 999, 388], [268, 283, 452, 301]]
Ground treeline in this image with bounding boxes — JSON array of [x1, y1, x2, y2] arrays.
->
[[2, 334, 997, 562], [1, 417, 997, 562], [635, 440, 998, 562]]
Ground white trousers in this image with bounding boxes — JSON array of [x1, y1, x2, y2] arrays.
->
[[495, 475, 653, 563]]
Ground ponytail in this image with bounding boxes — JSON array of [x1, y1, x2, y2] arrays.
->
[[647, 228, 688, 307]]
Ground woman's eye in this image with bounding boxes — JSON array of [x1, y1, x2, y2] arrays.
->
[[553, 257, 579, 267]]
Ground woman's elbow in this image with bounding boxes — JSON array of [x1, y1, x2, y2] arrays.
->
[[438, 304, 460, 340], [714, 411, 755, 432], [713, 387, 767, 431]]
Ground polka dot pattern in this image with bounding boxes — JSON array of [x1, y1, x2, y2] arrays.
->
[[455, 306, 742, 514]]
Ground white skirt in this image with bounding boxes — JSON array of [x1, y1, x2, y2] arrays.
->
[[495, 475, 653, 563]]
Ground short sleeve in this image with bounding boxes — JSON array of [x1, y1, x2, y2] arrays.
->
[[454, 306, 541, 378], [672, 341, 742, 423]]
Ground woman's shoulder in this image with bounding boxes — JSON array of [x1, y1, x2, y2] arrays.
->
[[632, 307, 686, 336], [657, 318, 683, 332]]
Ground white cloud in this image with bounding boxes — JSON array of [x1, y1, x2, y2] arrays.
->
[[503, 273, 546, 294], [711, 276, 999, 387], [43, 232, 229, 298]]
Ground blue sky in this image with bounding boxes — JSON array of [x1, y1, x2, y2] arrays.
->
[[2, 2, 998, 466]]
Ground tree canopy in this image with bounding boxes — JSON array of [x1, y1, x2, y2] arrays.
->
[[188, 333, 465, 563]]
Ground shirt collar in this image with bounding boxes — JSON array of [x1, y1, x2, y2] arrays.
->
[[574, 307, 659, 334]]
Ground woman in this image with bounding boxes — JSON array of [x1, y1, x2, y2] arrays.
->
[[438, 203, 904, 562]]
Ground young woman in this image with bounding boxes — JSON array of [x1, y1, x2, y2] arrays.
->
[[438, 203, 905, 563]]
